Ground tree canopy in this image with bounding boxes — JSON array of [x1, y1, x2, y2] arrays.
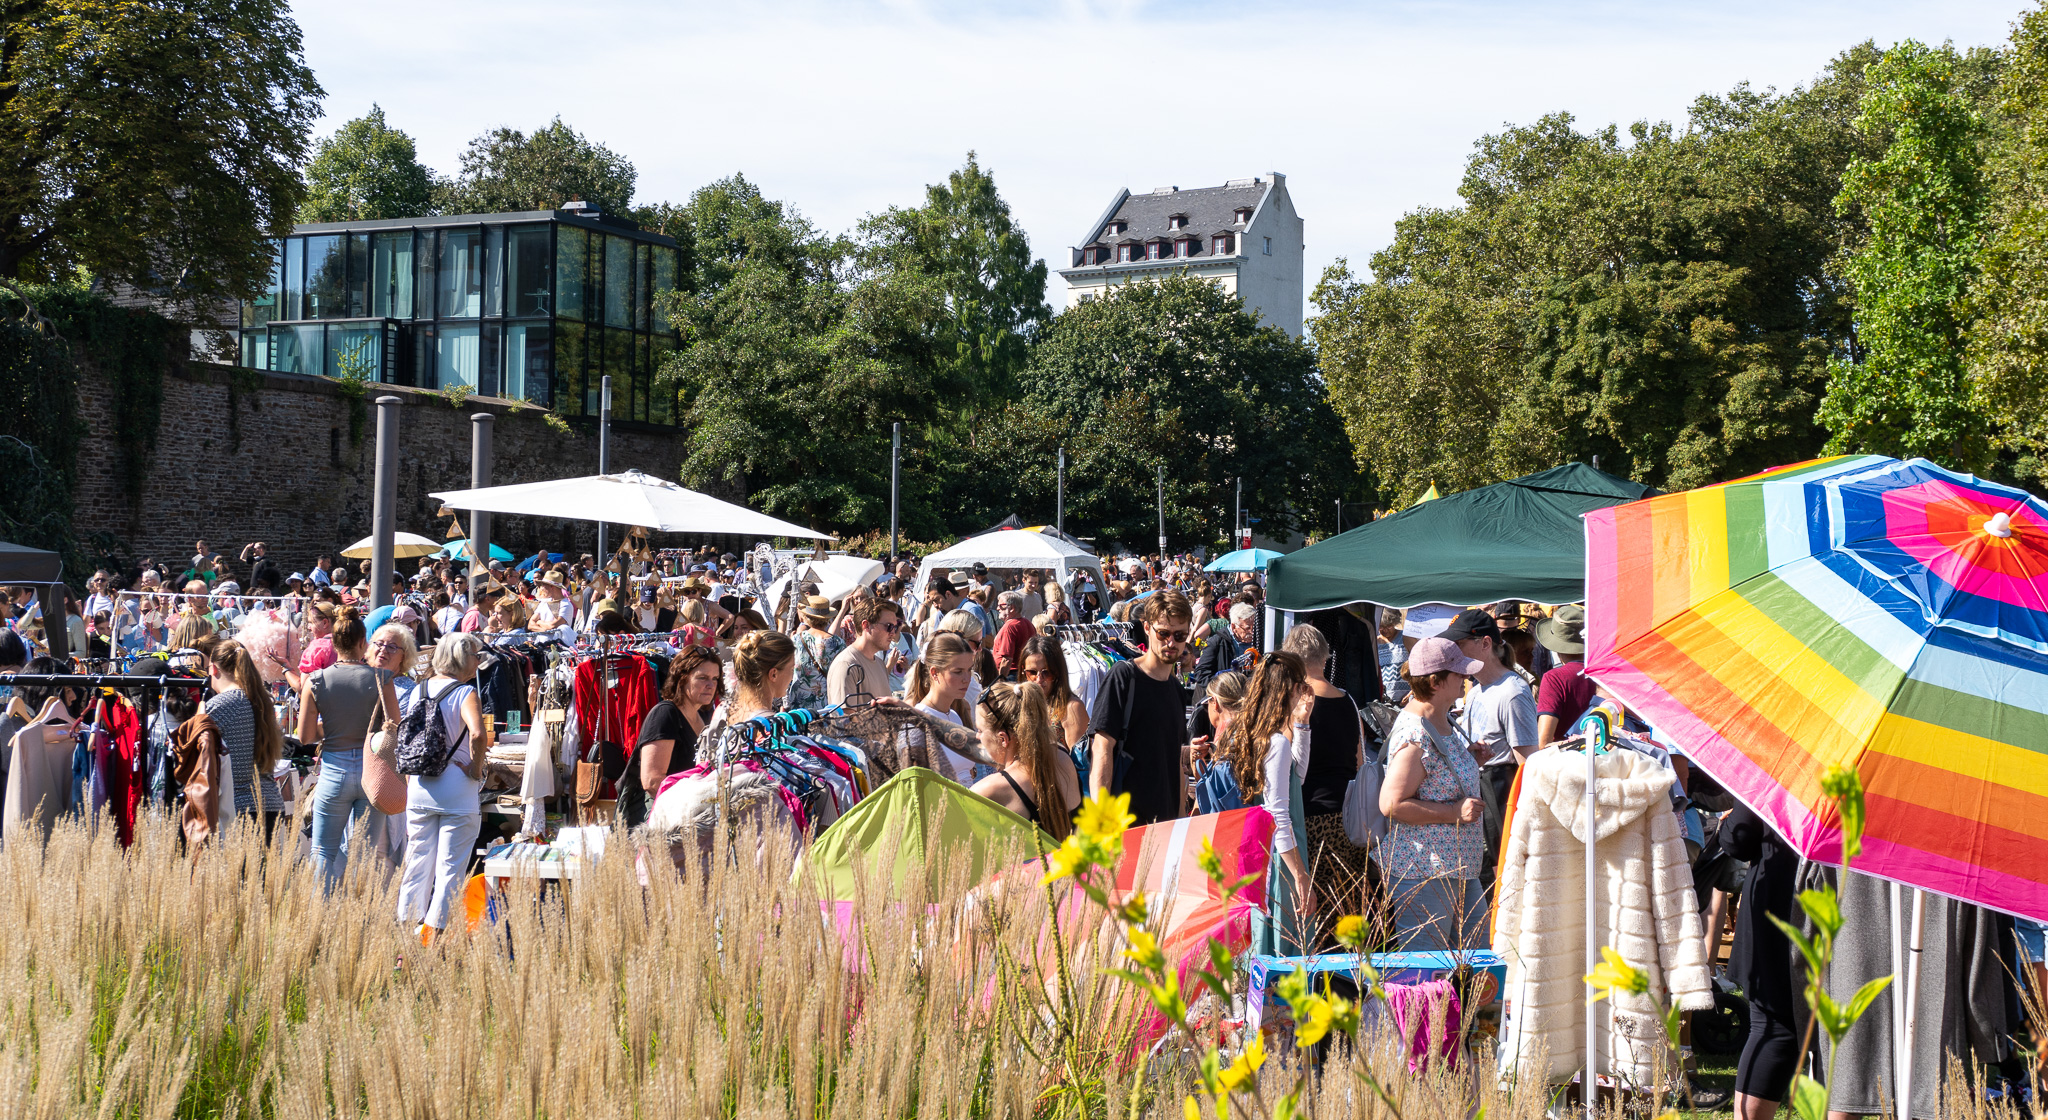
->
[[298, 105, 436, 223], [435, 118, 636, 215], [0, 0, 321, 314]]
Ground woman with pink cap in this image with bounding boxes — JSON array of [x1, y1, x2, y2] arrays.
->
[[1377, 635, 1488, 949]]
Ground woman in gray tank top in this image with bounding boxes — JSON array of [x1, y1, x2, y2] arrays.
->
[[296, 606, 385, 889]]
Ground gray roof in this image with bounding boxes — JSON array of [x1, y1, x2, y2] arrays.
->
[[1083, 181, 1268, 250]]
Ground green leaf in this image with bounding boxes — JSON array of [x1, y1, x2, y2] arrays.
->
[[1795, 887, 1843, 940], [1768, 913, 1827, 978], [1790, 1074, 1829, 1120], [1275, 1090, 1301, 1120], [1842, 975, 1895, 1030]]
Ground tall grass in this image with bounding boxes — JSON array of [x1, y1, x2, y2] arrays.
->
[[0, 807, 1792, 1118]]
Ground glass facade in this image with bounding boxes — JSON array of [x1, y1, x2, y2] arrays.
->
[[228, 211, 685, 424]]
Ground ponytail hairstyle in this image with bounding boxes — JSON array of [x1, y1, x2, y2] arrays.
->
[[208, 639, 284, 774], [907, 632, 975, 724], [331, 605, 368, 659], [733, 630, 795, 697], [1227, 651, 1308, 803], [978, 680, 1071, 841]]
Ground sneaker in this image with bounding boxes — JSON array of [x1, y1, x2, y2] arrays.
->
[[1685, 1074, 1733, 1111]]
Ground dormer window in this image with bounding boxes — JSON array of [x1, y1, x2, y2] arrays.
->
[[1147, 240, 1167, 260], [1118, 243, 1137, 263], [1104, 220, 1127, 239], [1086, 246, 1111, 265], [1213, 233, 1235, 255], [1234, 208, 1253, 224], [1168, 214, 1187, 230]]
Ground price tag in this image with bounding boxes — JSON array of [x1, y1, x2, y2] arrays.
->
[[540, 709, 567, 725]]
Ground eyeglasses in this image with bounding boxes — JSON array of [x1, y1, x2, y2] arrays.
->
[[876, 621, 901, 633], [370, 640, 399, 652], [1151, 628, 1190, 643], [1026, 667, 1056, 680]]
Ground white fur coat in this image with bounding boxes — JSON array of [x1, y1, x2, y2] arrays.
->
[[1493, 746, 1712, 1088]]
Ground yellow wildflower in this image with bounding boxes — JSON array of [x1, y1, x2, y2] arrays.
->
[[1216, 1034, 1266, 1092], [1585, 946, 1649, 1002], [1039, 840, 1089, 886], [1124, 927, 1166, 971], [1333, 915, 1367, 949], [1184, 1096, 1203, 1120], [1075, 789, 1135, 842], [1294, 995, 1335, 1047], [1196, 836, 1223, 882]]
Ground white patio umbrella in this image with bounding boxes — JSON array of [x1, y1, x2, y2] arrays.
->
[[430, 469, 832, 540], [341, 531, 445, 560]]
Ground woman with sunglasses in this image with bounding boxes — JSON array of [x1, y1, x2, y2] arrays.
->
[[1016, 635, 1088, 751]]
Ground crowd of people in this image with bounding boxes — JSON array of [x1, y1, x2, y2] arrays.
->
[[5, 536, 2042, 1113]]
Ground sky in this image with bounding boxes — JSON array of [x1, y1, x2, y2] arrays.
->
[[291, 0, 2027, 316]]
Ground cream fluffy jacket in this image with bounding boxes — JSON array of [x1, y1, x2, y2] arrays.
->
[[1493, 746, 1712, 1088]]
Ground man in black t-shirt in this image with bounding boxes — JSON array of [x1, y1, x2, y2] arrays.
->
[[1088, 588, 1195, 825]]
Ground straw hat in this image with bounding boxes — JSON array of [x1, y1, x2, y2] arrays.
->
[[681, 575, 712, 595], [799, 594, 834, 625]]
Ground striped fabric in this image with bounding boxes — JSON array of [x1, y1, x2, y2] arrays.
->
[[1585, 454, 2048, 923]]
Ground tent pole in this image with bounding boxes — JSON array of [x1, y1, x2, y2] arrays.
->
[[890, 421, 901, 562], [1900, 888, 1926, 1119], [1891, 882, 1906, 1113], [595, 375, 611, 576], [1156, 463, 1166, 558], [1056, 446, 1065, 536], [1584, 740, 1599, 1118]]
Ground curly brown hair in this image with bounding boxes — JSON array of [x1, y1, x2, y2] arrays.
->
[[1223, 651, 1307, 803], [662, 643, 726, 710]]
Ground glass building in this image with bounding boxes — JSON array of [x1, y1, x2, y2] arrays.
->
[[230, 207, 685, 423]]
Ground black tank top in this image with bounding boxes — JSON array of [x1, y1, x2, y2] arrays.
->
[[999, 770, 1040, 825], [1302, 690, 1360, 815]]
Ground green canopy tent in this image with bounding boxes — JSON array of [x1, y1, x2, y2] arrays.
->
[[1266, 464, 1656, 611], [797, 767, 1046, 903]]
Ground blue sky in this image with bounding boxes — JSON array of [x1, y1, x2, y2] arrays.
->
[[291, 0, 2027, 312]]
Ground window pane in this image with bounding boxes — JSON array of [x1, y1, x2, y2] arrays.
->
[[240, 330, 266, 370], [652, 246, 678, 333], [509, 225, 551, 317], [242, 240, 282, 329], [478, 322, 501, 397], [436, 324, 480, 390], [633, 332, 649, 421], [438, 228, 483, 318], [372, 232, 414, 318], [556, 226, 586, 321], [415, 231, 437, 320], [483, 226, 504, 318], [411, 322, 436, 388], [326, 324, 382, 381], [306, 235, 345, 319], [650, 335, 675, 425], [271, 324, 322, 374], [555, 320, 585, 416], [505, 321, 550, 405], [346, 234, 369, 316], [604, 236, 632, 328], [633, 243, 650, 330], [282, 237, 305, 320]]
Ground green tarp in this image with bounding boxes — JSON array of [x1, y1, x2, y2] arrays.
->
[[1266, 464, 1655, 611], [798, 767, 1047, 902]]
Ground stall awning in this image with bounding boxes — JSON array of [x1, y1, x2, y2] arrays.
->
[[0, 540, 60, 585], [431, 469, 832, 540], [1265, 464, 1656, 611]]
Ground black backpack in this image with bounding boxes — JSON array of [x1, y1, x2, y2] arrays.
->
[[394, 681, 463, 778]]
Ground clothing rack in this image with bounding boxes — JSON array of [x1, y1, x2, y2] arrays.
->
[[1050, 621, 1133, 641], [7, 673, 210, 689]]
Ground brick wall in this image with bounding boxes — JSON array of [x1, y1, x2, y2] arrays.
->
[[72, 360, 718, 580]]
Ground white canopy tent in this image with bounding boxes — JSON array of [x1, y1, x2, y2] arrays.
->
[[430, 469, 832, 540], [911, 529, 1106, 599], [760, 554, 886, 627]]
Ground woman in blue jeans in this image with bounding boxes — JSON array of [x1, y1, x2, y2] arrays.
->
[[395, 633, 489, 943], [297, 605, 383, 889]]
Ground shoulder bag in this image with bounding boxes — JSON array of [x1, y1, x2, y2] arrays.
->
[[362, 675, 408, 815]]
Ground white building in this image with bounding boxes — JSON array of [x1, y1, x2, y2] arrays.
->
[[1059, 173, 1304, 337]]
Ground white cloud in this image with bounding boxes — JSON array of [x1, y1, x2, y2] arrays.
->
[[291, 0, 2024, 312]]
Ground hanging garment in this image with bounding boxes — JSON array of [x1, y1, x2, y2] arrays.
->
[[96, 695, 144, 847], [572, 654, 658, 758], [1384, 978, 1463, 1073], [1492, 745, 1712, 1089], [5, 710, 78, 845], [171, 712, 228, 847]]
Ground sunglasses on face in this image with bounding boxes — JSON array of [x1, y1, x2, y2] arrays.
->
[[875, 620, 901, 633], [1151, 629, 1190, 643]]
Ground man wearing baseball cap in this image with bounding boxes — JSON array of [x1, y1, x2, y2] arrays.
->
[[1533, 604, 1594, 749], [1443, 606, 1535, 891]]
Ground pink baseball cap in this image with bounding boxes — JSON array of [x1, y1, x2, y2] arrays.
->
[[1406, 636, 1484, 677]]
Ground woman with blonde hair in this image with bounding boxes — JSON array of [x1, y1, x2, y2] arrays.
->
[[394, 632, 490, 942], [904, 632, 979, 782], [971, 681, 1081, 840], [201, 638, 286, 842], [1228, 651, 1317, 956], [168, 613, 215, 652], [936, 609, 992, 694], [726, 631, 796, 724]]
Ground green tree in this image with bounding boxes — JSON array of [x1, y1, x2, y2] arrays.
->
[[436, 118, 635, 215], [0, 0, 321, 314], [298, 105, 437, 223], [1971, 3, 2048, 475], [1315, 51, 1883, 500], [1820, 41, 1994, 468], [860, 153, 1051, 407], [1012, 273, 1354, 547]]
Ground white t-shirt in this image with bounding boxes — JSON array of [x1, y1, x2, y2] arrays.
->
[[914, 702, 975, 783]]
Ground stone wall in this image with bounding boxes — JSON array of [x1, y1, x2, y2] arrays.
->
[[71, 360, 713, 580]]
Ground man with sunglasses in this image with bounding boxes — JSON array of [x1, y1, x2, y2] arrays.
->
[[1086, 588, 1196, 824], [828, 597, 902, 706]]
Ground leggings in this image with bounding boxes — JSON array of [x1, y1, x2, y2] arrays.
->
[[1735, 1004, 1803, 1101]]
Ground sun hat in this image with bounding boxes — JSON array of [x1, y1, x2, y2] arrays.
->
[[799, 594, 835, 625], [1406, 636, 1485, 677], [1534, 603, 1588, 655], [286, 572, 306, 584]]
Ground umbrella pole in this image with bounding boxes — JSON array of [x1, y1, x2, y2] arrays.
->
[[1900, 888, 1926, 1119], [1891, 882, 1906, 1113], [1584, 742, 1598, 1117]]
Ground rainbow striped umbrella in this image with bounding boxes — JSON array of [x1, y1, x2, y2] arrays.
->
[[1584, 455, 2048, 923]]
